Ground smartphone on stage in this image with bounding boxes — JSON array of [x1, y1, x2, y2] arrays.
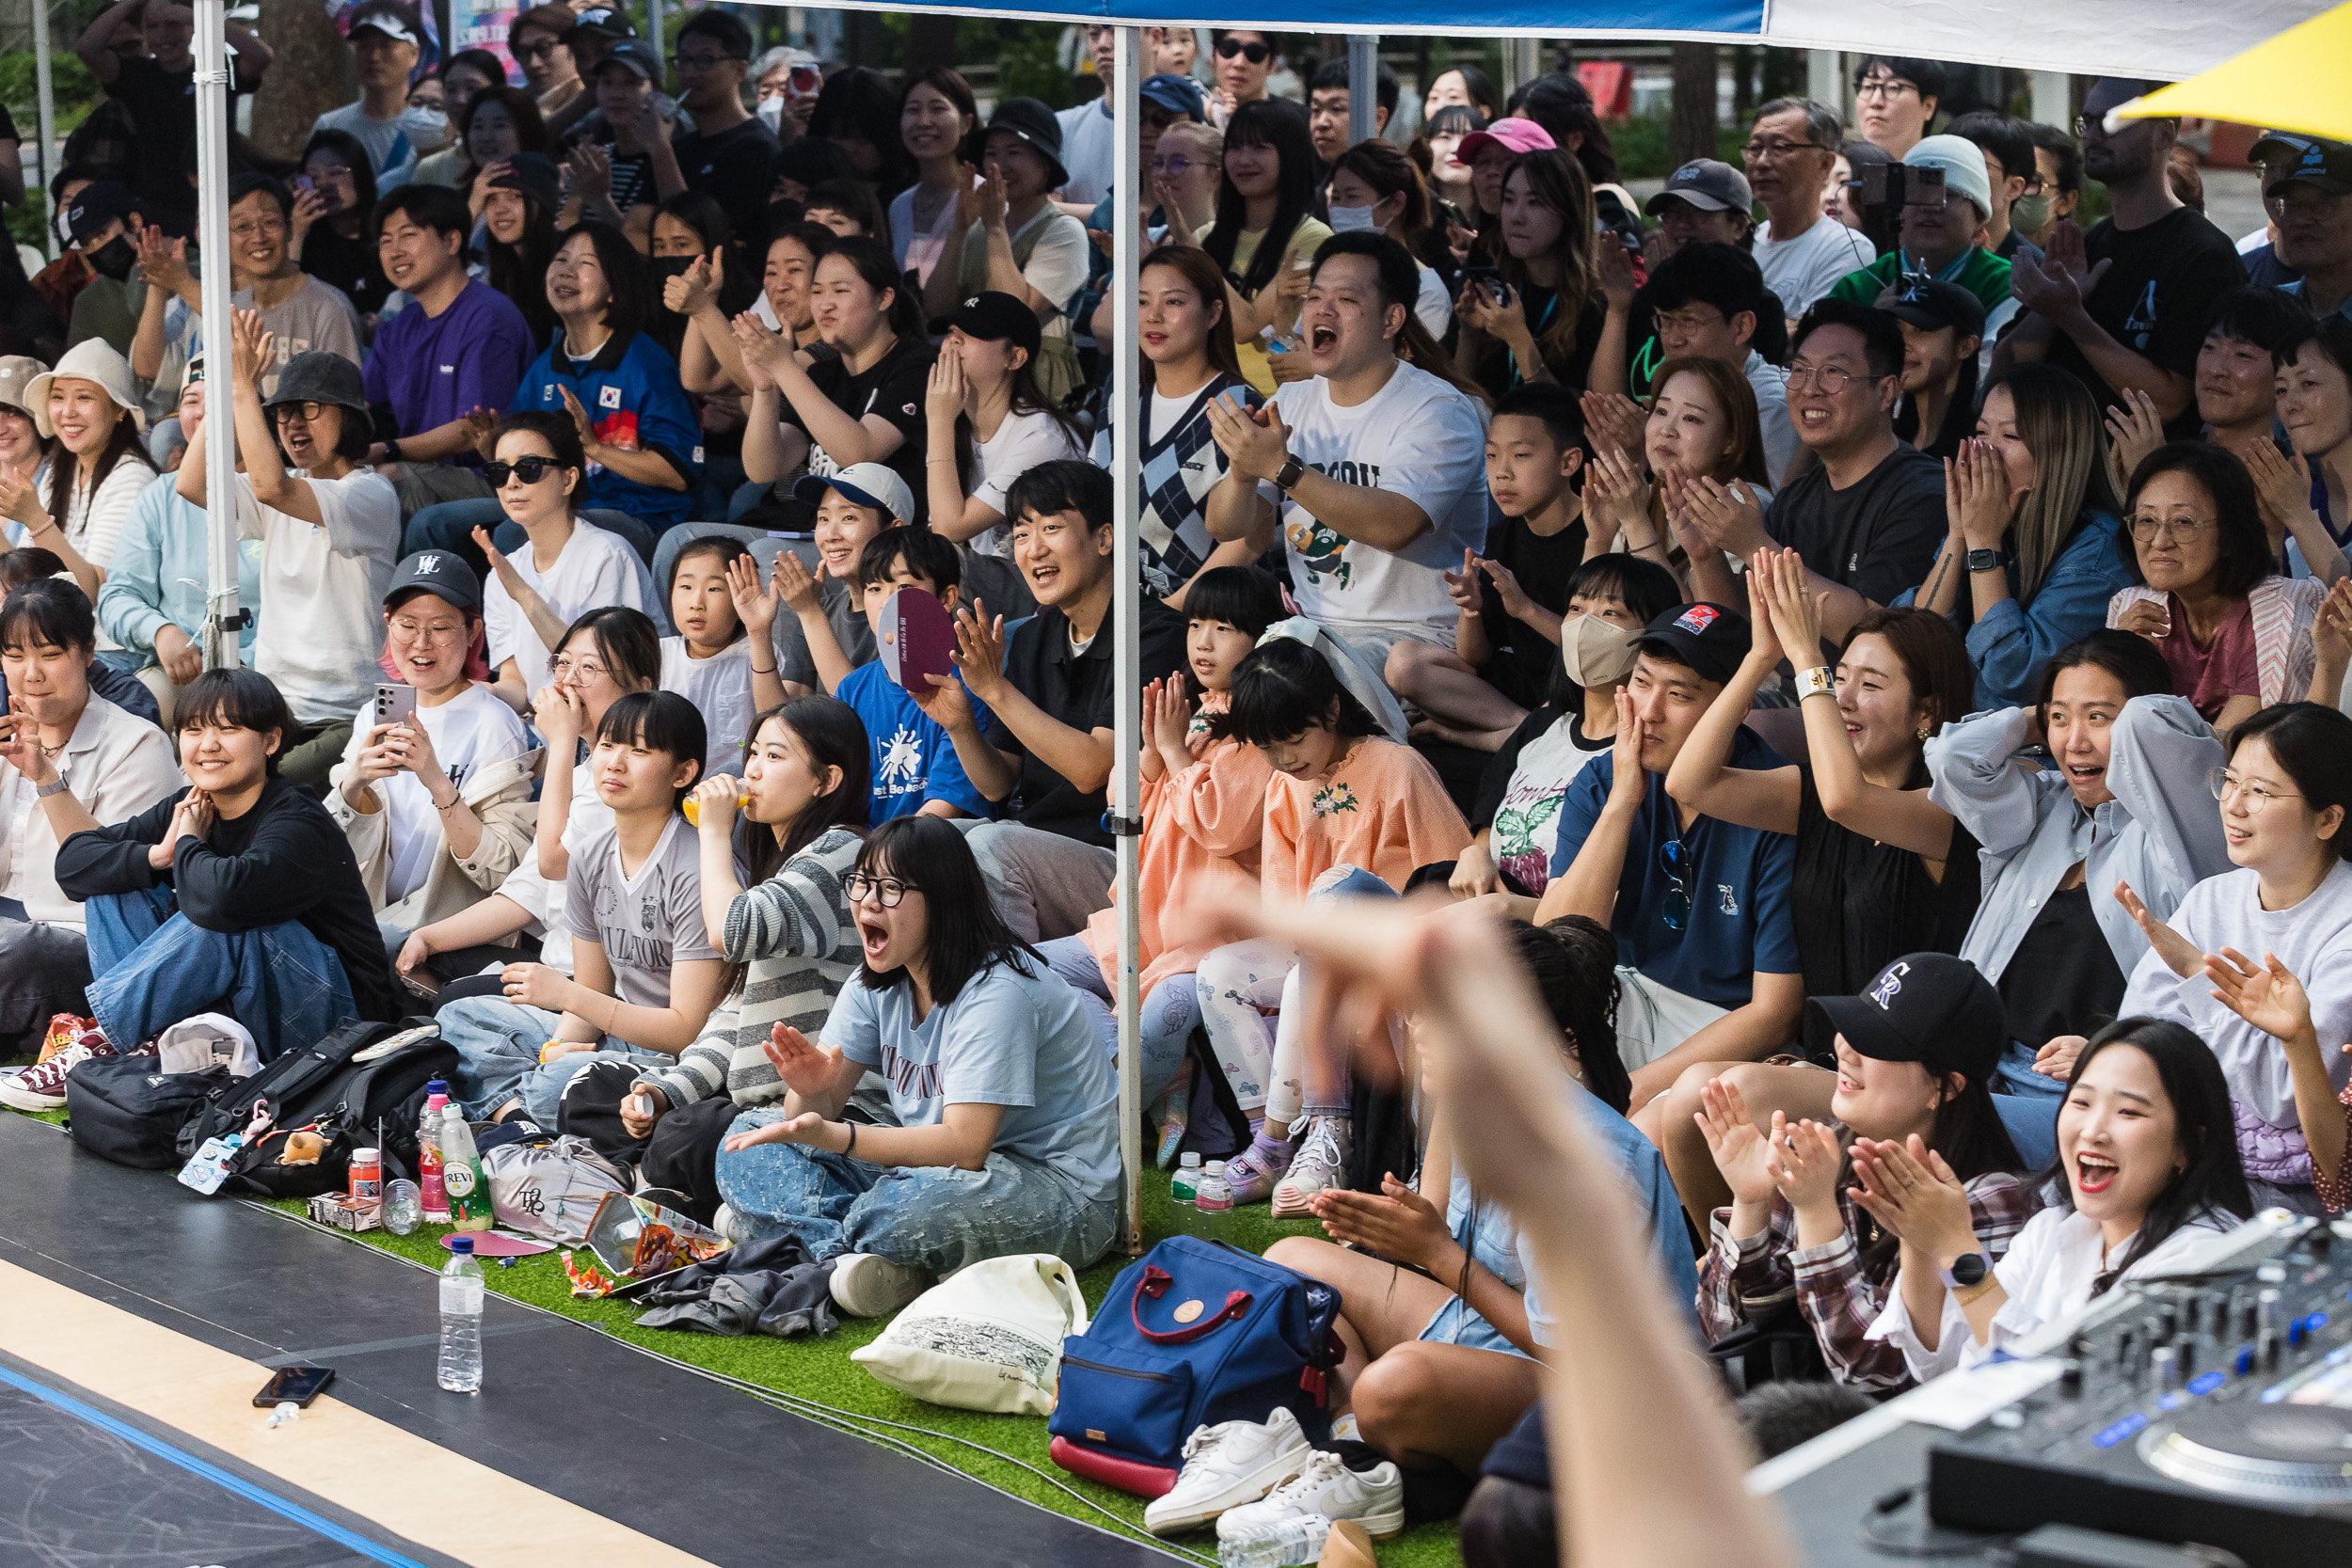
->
[[253, 1365, 336, 1408]]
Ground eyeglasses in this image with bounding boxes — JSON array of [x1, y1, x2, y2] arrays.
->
[[1151, 154, 1204, 177], [843, 871, 920, 908], [1855, 78, 1921, 102], [229, 215, 286, 239], [272, 402, 326, 422], [1787, 361, 1886, 394], [1653, 307, 1728, 335], [389, 618, 467, 642], [2128, 514, 2217, 543], [549, 655, 609, 681], [1741, 139, 1828, 161], [1660, 839, 1692, 932], [1216, 38, 1271, 63], [2210, 767, 2304, 810], [485, 455, 558, 486], [513, 39, 561, 61]]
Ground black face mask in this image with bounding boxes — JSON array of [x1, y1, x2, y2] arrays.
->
[[87, 235, 135, 282], [651, 254, 695, 286]]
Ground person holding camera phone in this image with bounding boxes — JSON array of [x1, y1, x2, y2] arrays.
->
[[326, 552, 537, 956], [1827, 137, 2018, 344]]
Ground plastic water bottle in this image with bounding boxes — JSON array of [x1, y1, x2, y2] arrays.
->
[[1217, 1516, 1330, 1567], [417, 1081, 450, 1222], [437, 1236, 484, 1393], [1171, 1151, 1202, 1206], [440, 1103, 492, 1232], [1192, 1159, 1232, 1236]]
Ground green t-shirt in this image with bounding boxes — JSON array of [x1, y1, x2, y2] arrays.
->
[[1826, 246, 2011, 315]]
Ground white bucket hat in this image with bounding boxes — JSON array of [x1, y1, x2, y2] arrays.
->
[[1255, 616, 1411, 745], [26, 339, 146, 437]]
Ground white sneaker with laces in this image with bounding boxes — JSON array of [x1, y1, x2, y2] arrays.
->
[[1269, 1117, 1352, 1216], [1142, 1406, 1312, 1535], [827, 1252, 929, 1318], [1215, 1449, 1405, 1543]]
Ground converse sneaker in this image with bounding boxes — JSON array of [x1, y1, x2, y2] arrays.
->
[[0, 1027, 120, 1111], [1143, 1407, 1313, 1535], [1222, 1126, 1295, 1205], [1270, 1117, 1352, 1217], [1216, 1449, 1405, 1543], [827, 1252, 929, 1318]]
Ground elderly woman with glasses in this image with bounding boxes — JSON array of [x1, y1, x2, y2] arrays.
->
[[326, 551, 538, 951], [2106, 441, 2325, 736]]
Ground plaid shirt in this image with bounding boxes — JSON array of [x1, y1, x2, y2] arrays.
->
[[1696, 1142, 2042, 1392]]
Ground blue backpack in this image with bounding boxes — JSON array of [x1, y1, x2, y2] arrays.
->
[[1049, 1237, 1343, 1497]]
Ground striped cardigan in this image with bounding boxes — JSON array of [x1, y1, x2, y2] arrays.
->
[[2106, 575, 2322, 709], [633, 826, 865, 1113]]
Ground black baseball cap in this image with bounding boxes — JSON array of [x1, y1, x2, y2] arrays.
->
[[1645, 159, 1754, 215], [1809, 953, 2006, 1083], [2260, 135, 2352, 197], [567, 5, 637, 40], [948, 292, 1042, 357], [1633, 602, 1748, 686], [65, 180, 139, 246], [488, 151, 563, 215], [383, 548, 483, 615], [1877, 273, 1987, 338], [595, 38, 662, 82]]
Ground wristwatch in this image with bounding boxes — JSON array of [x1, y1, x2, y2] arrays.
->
[[1939, 1252, 1990, 1291], [1964, 547, 2006, 574], [381, 437, 404, 464], [1271, 453, 1307, 493], [1794, 665, 1836, 701], [36, 777, 71, 800]]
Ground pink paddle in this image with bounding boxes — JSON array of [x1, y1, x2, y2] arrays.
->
[[439, 1230, 556, 1257]]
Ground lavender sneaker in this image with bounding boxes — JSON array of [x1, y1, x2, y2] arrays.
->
[[1222, 1128, 1295, 1205]]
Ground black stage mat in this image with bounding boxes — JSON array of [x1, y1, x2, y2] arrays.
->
[[0, 1114, 1177, 1567]]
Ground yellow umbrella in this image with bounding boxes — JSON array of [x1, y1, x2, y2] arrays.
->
[[2114, 0, 2352, 141]]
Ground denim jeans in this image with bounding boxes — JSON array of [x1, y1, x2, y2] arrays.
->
[[1036, 934, 1193, 1106], [435, 995, 664, 1123], [402, 499, 661, 578], [1992, 1039, 2064, 1169], [83, 887, 356, 1062], [714, 1109, 1118, 1276]]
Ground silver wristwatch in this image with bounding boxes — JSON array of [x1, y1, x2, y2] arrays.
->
[[36, 777, 72, 799]]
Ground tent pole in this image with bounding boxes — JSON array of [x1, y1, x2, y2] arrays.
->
[[31, 0, 56, 261], [195, 0, 241, 670], [1346, 35, 1377, 145], [1111, 24, 1145, 1258], [646, 0, 664, 69]]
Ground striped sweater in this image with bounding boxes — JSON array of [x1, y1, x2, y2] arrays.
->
[[634, 826, 865, 1112]]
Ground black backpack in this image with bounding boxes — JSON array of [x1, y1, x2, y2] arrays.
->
[[64, 1057, 232, 1169], [176, 1017, 457, 1198]]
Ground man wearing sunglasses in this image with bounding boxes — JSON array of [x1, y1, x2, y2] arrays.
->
[[1537, 602, 1803, 1132], [1210, 30, 1279, 121]]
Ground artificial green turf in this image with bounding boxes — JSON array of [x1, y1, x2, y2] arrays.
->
[[4, 1101, 1460, 1566]]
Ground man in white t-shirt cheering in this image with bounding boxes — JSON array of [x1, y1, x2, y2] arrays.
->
[[1204, 231, 1490, 678]]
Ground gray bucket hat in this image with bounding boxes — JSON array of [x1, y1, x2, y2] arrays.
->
[[0, 356, 43, 423], [265, 351, 372, 440]]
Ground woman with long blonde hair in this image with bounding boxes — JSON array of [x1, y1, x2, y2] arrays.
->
[[1905, 364, 2132, 709]]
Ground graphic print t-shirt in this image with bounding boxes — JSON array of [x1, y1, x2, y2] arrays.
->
[[564, 815, 723, 1015]]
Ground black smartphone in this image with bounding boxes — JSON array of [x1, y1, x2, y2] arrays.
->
[[254, 1365, 336, 1408], [1462, 263, 1504, 303], [1435, 198, 1467, 230]]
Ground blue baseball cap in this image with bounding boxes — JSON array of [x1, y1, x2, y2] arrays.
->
[[1139, 73, 1206, 122]]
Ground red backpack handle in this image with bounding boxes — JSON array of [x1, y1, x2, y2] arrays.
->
[[1131, 1263, 1253, 1344]]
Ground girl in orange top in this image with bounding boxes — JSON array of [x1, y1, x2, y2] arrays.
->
[[1197, 622, 1471, 1208], [1038, 570, 1284, 1163]]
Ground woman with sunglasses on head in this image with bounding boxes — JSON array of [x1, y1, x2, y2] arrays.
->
[[178, 314, 402, 792], [471, 410, 658, 716], [1200, 99, 1329, 395], [1899, 364, 2132, 711], [2106, 442, 2323, 737], [713, 816, 1123, 1318], [1923, 631, 2229, 1171], [2109, 702, 2352, 1212], [396, 607, 660, 998], [327, 554, 536, 951], [1868, 1018, 2251, 1381]]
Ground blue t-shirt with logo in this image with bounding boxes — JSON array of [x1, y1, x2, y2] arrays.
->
[[512, 328, 702, 528], [835, 660, 996, 822], [823, 958, 1121, 1203], [1549, 723, 1800, 1006]]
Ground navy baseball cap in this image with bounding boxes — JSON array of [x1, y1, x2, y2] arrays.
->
[[1633, 602, 1748, 687], [2260, 135, 2352, 196], [1139, 73, 1207, 121], [384, 549, 483, 615]]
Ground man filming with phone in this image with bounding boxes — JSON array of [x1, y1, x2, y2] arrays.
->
[[1827, 135, 2018, 342]]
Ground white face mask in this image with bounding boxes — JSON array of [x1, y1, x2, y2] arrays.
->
[[1326, 203, 1379, 234], [758, 97, 785, 133], [1560, 611, 1638, 689]]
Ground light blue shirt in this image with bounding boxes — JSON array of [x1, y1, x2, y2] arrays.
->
[[92, 470, 262, 663], [1894, 512, 2133, 710], [824, 957, 1121, 1204], [1928, 696, 2231, 985]]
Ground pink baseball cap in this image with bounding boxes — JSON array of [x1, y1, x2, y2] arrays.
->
[[1455, 117, 1556, 164]]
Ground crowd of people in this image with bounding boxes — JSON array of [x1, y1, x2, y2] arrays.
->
[[5, 10, 2352, 1560]]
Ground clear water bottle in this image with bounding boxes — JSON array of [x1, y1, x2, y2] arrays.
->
[[437, 1236, 485, 1393], [1171, 1151, 1202, 1206], [417, 1080, 450, 1222], [1217, 1516, 1331, 1568], [1192, 1159, 1232, 1237]]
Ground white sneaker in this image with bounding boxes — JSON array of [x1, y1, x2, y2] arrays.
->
[[827, 1252, 928, 1318], [1215, 1449, 1405, 1543], [710, 1203, 749, 1244], [1270, 1117, 1352, 1217], [1143, 1407, 1312, 1535]]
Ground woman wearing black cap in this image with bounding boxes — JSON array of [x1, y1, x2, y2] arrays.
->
[[1694, 951, 2035, 1391], [923, 99, 1090, 404], [923, 292, 1084, 588]]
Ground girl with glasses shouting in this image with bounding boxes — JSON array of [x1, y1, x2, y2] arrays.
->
[[2112, 701, 2352, 1213], [2106, 441, 2325, 736], [713, 815, 1124, 1318]]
